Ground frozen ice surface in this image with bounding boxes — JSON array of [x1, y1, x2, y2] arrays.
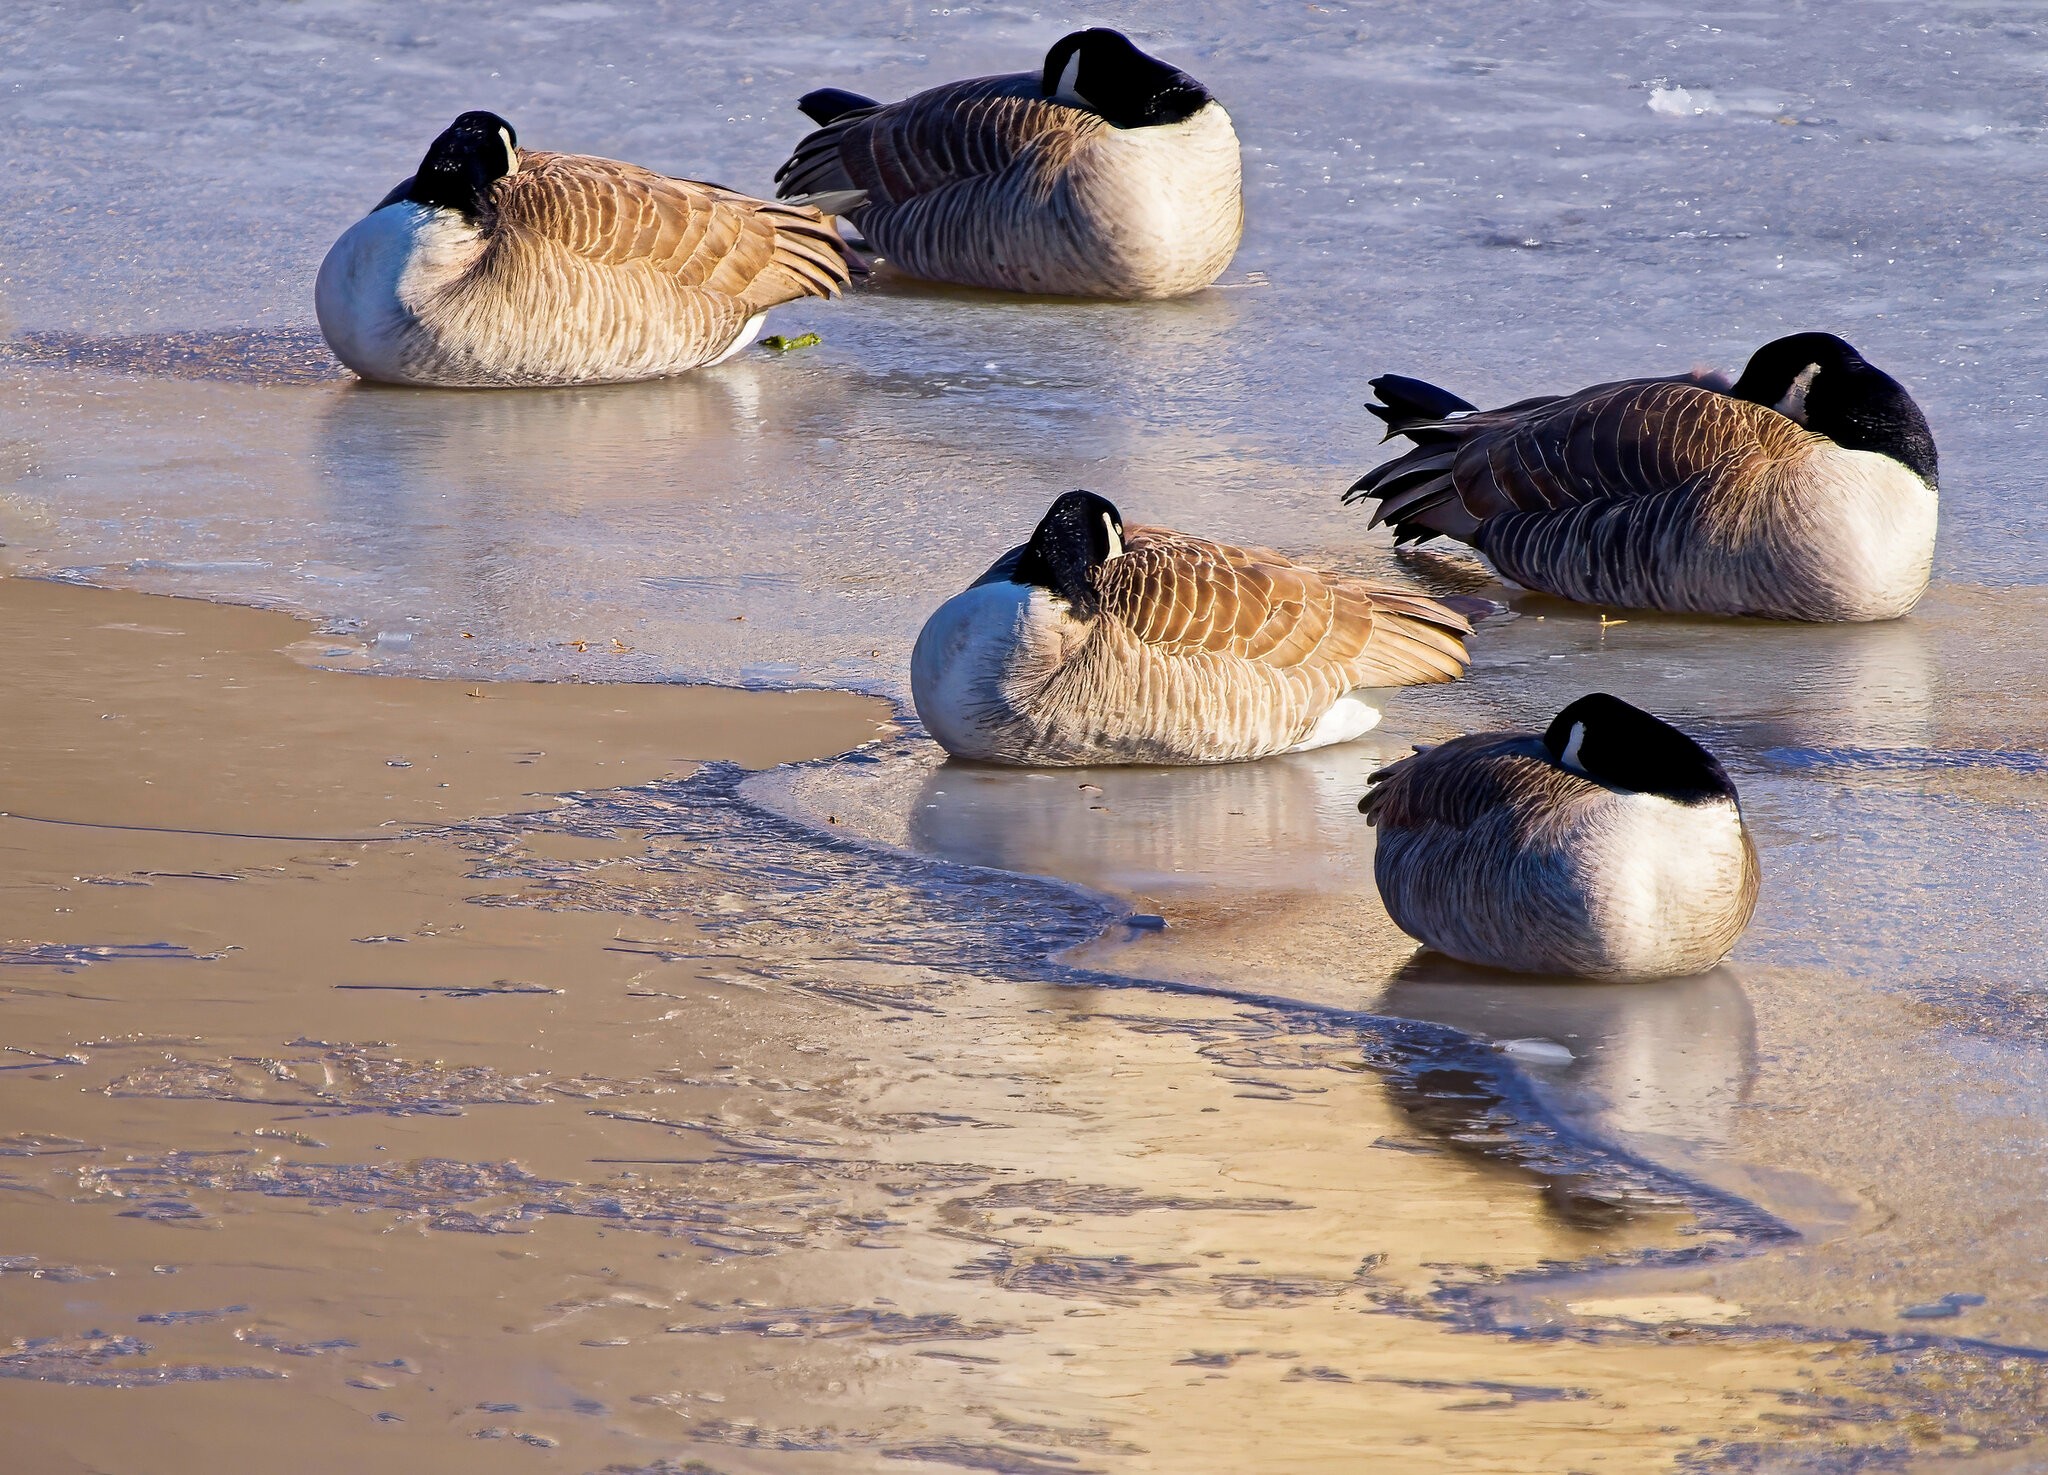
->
[[1, 0, 2044, 684]]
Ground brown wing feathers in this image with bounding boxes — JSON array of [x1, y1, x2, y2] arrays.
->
[[1363, 735, 1581, 834], [500, 152, 854, 305], [1100, 529, 1470, 686]]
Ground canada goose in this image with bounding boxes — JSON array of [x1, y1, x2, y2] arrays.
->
[[911, 490, 1472, 766], [316, 111, 859, 387], [1361, 694, 1759, 979], [1344, 333, 1939, 622], [774, 29, 1242, 299]]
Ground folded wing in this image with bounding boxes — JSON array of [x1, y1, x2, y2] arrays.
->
[[1351, 378, 1808, 545], [775, 76, 1091, 207], [497, 151, 854, 307], [1363, 735, 1583, 834], [1100, 528, 1472, 687]]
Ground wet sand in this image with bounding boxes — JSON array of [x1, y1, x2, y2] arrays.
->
[[5, 579, 2047, 1472]]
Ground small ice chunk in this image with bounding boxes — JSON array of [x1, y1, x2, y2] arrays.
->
[[1900, 1300, 1960, 1320], [1901, 1292, 1985, 1320], [1648, 85, 1718, 117], [372, 630, 413, 650], [1497, 1037, 1574, 1066]]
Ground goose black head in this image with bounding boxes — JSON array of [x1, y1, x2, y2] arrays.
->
[[1041, 29, 1213, 128], [1541, 693, 1737, 805], [407, 111, 520, 220], [1728, 332, 1938, 487], [1010, 490, 1125, 620]]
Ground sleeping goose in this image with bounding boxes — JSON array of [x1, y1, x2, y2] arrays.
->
[[911, 490, 1472, 766], [1361, 694, 1759, 980], [316, 111, 859, 387], [774, 28, 1242, 299], [1343, 333, 1939, 621]]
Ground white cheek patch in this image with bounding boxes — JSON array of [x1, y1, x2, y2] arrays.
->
[[500, 128, 520, 175], [1773, 363, 1820, 423], [1560, 721, 1589, 775], [1054, 51, 1085, 106], [1102, 513, 1124, 561]]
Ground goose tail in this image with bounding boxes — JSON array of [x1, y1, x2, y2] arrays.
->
[[798, 87, 880, 126], [1342, 375, 1484, 543], [754, 196, 867, 299], [1365, 374, 1477, 441]]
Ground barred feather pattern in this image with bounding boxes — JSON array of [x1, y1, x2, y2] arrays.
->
[[1348, 378, 1938, 621], [776, 74, 1242, 299], [1364, 735, 1760, 979], [332, 151, 854, 387], [913, 526, 1472, 766]]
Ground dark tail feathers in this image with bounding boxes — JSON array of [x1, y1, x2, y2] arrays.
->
[[799, 88, 880, 126], [1366, 374, 1477, 441]]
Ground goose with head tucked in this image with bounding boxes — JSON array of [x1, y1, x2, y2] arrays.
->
[[1343, 333, 1938, 621], [1361, 694, 1759, 979], [774, 29, 1242, 299], [911, 491, 1473, 766], [316, 111, 860, 387]]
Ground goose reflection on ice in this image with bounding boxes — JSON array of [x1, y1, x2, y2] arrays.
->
[[1454, 599, 1938, 757], [1374, 956, 1757, 1160], [905, 747, 1388, 900]]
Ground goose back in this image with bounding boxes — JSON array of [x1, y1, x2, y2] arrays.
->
[[776, 74, 1241, 298]]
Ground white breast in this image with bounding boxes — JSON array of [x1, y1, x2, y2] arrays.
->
[[909, 580, 1069, 761], [314, 202, 483, 385], [1070, 103, 1242, 296], [1790, 447, 1939, 621], [1579, 793, 1752, 976]]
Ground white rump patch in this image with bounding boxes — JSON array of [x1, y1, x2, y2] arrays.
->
[[1287, 693, 1383, 753], [707, 312, 768, 367]]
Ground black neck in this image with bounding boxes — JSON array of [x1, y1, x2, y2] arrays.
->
[[1041, 28, 1212, 128]]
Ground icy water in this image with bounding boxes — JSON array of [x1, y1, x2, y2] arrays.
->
[[6, 0, 2048, 1469]]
